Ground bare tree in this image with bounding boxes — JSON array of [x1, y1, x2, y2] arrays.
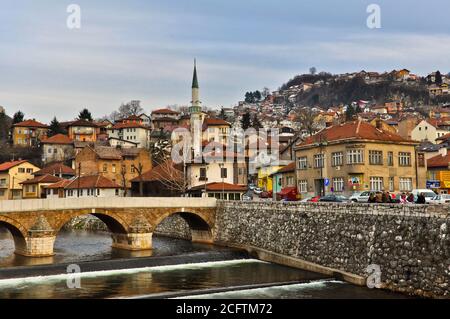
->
[[151, 160, 188, 195], [120, 164, 128, 197], [132, 162, 144, 197], [119, 100, 143, 117], [294, 108, 320, 136]]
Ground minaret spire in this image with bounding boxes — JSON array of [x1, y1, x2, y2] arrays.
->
[[192, 58, 199, 89]]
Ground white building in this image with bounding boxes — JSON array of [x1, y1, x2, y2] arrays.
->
[[108, 123, 150, 149], [411, 120, 449, 144], [46, 175, 123, 198]]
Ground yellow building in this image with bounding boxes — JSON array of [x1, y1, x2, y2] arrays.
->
[[68, 120, 98, 142], [12, 120, 49, 147], [294, 121, 427, 196], [0, 160, 41, 200], [256, 161, 291, 191], [427, 149, 450, 193], [20, 174, 63, 199]]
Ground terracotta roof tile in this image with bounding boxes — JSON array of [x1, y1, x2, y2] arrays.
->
[[151, 108, 180, 115], [112, 122, 149, 129], [44, 179, 72, 189], [20, 174, 62, 185], [0, 160, 29, 172], [65, 175, 121, 189], [34, 162, 76, 176], [13, 120, 48, 128], [41, 134, 73, 145], [275, 162, 296, 174], [427, 152, 450, 168], [190, 182, 247, 192], [130, 160, 182, 183]]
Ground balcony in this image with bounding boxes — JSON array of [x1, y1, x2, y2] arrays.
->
[[346, 164, 366, 174]]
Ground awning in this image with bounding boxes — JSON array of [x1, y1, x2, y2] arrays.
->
[[278, 187, 297, 195]]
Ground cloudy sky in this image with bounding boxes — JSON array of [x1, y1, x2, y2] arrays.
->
[[1, 0, 450, 122]]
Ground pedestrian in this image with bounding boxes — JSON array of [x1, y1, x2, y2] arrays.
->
[[400, 193, 407, 204], [381, 191, 389, 203], [416, 193, 426, 204], [407, 192, 415, 203], [375, 192, 383, 203], [368, 192, 376, 203]]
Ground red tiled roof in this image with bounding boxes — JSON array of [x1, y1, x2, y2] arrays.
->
[[41, 134, 73, 145], [427, 152, 450, 168], [20, 174, 62, 185], [68, 120, 98, 127], [190, 182, 247, 192], [130, 160, 182, 183], [436, 132, 450, 141], [297, 120, 412, 148], [44, 179, 72, 189], [65, 175, 121, 189], [152, 109, 180, 115], [13, 120, 48, 128], [152, 117, 178, 122], [275, 162, 296, 174], [112, 122, 149, 129], [203, 118, 231, 126], [34, 162, 75, 176], [0, 160, 29, 172]]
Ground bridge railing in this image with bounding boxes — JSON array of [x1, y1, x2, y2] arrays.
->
[[0, 197, 217, 213]]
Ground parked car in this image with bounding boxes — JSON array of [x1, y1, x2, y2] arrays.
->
[[260, 191, 270, 199], [248, 184, 256, 191], [253, 187, 263, 195], [411, 189, 437, 203], [319, 194, 349, 203], [349, 191, 371, 203], [429, 194, 450, 204]]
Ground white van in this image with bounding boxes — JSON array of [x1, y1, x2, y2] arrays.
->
[[411, 189, 437, 203]]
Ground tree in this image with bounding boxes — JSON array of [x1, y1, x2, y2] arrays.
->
[[0, 112, 12, 142], [48, 117, 64, 137], [118, 100, 144, 119], [346, 104, 356, 121], [78, 108, 93, 121], [151, 160, 187, 196], [435, 71, 443, 85], [120, 164, 129, 197], [241, 111, 251, 130], [262, 87, 271, 99], [355, 104, 362, 114], [294, 108, 318, 136], [12, 111, 24, 124], [245, 92, 254, 104], [218, 107, 226, 120], [251, 114, 263, 129], [309, 67, 317, 75], [253, 90, 262, 102]]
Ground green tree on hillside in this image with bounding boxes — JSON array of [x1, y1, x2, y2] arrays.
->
[[48, 117, 65, 137], [78, 108, 93, 121], [241, 111, 251, 130]]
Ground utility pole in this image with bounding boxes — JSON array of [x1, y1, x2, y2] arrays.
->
[[219, 163, 225, 200], [77, 163, 81, 197]]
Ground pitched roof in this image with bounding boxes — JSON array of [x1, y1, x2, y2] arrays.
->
[[130, 160, 182, 183], [0, 160, 29, 172], [41, 134, 73, 145], [65, 175, 121, 189], [20, 174, 62, 185], [112, 122, 149, 129], [151, 108, 180, 115], [297, 120, 412, 148], [203, 118, 231, 126], [13, 120, 48, 128], [436, 132, 450, 141], [92, 146, 123, 160], [427, 152, 450, 168], [68, 119, 98, 127], [189, 182, 247, 192], [44, 179, 72, 189], [34, 162, 76, 176], [274, 162, 296, 174]]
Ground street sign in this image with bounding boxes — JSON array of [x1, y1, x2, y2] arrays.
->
[[324, 178, 330, 186]]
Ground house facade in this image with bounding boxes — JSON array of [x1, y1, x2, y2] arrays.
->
[[41, 134, 74, 164], [12, 120, 49, 147], [0, 160, 40, 200]]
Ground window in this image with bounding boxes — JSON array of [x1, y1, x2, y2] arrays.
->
[[26, 168, 33, 173], [115, 189, 119, 196], [389, 177, 394, 192], [369, 150, 383, 165], [238, 168, 244, 175], [0, 190, 4, 197], [199, 167, 207, 181], [370, 177, 383, 191], [314, 154, 324, 168], [287, 176, 294, 186], [332, 178, 344, 192], [53, 148, 57, 154], [131, 165, 136, 173], [387, 152, 394, 166], [331, 152, 343, 167], [399, 178, 413, 191], [298, 180, 308, 193], [18, 168, 25, 173], [97, 189, 100, 196], [0, 179, 6, 187], [103, 164, 108, 172], [297, 157, 307, 170], [112, 164, 116, 173], [220, 167, 227, 179], [347, 149, 364, 164], [399, 152, 411, 166], [48, 148, 52, 154], [418, 153, 425, 167]]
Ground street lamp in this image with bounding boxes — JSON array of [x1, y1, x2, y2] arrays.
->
[[219, 163, 225, 200], [315, 135, 328, 197]]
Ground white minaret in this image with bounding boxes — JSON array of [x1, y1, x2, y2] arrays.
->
[[190, 59, 203, 158]]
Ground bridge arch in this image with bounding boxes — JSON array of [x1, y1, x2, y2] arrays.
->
[[0, 215, 28, 255], [153, 210, 214, 245]]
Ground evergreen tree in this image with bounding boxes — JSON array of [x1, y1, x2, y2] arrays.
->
[[435, 71, 443, 85], [345, 104, 356, 121], [48, 117, 64, 137], [0, 112, 11, 142], [253, 90, 262, 102], [218, 107, 226, 120], [241, 111, 251, 130], [78, 108, 93, 121], [251, 114, 263, 129], [245, 92, 255, 104], [355, 104, 362, 114], [12, 111, 24, 124]]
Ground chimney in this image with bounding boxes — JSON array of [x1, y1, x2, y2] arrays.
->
[[439, 147, 448, 157]]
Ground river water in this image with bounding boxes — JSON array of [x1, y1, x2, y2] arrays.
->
[[0, 228, 414, 299]]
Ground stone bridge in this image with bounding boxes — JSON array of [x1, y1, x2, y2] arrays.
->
[[0, 197, 216, 257]]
